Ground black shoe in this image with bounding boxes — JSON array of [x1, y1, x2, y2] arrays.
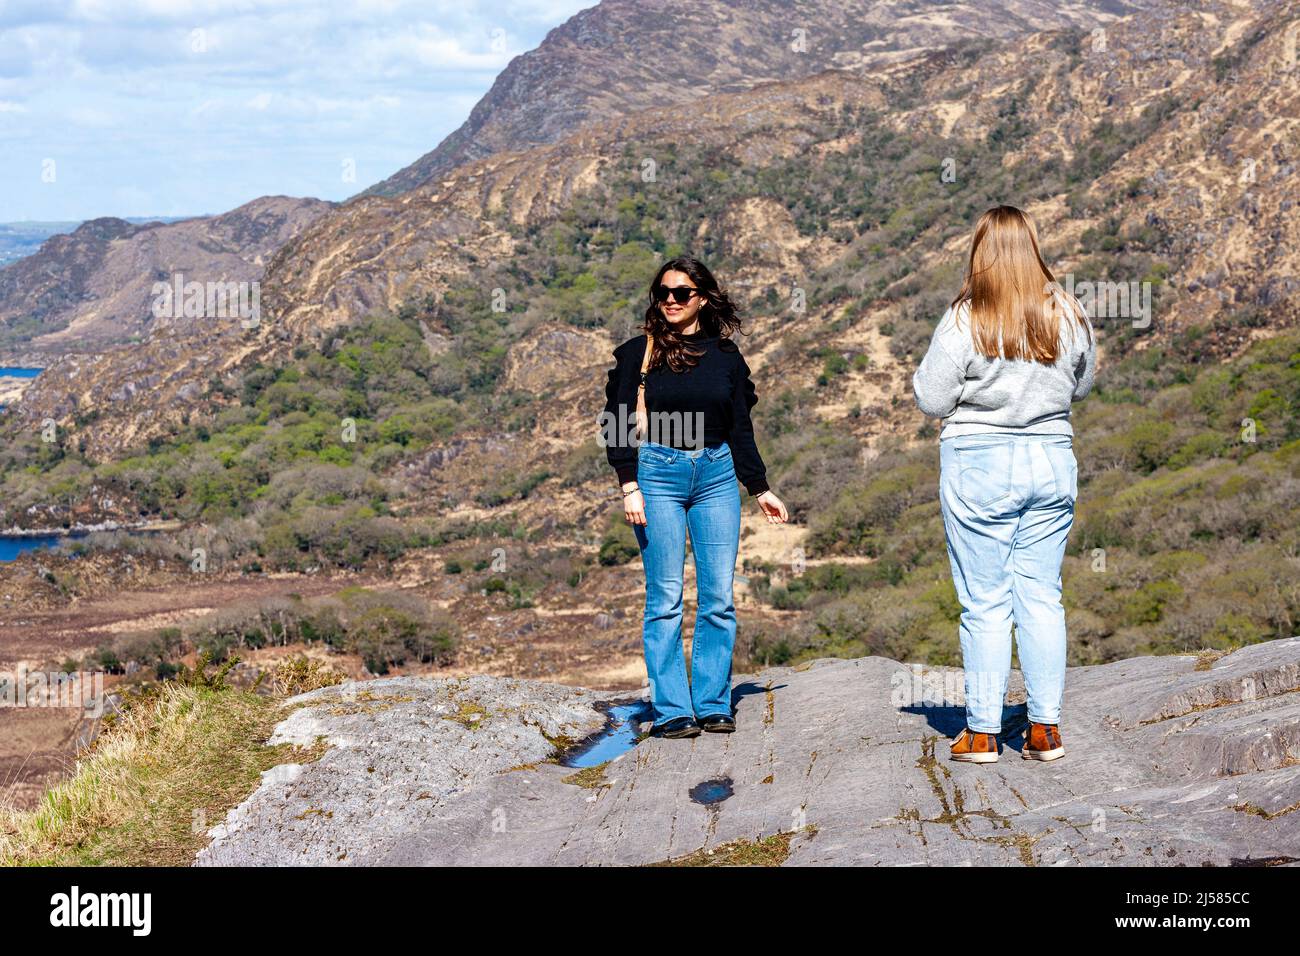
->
[[697, 714, 736, 733], [650, 716, 700, 738]]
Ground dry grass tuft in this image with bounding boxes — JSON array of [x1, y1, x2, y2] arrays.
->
[[0, 678, 324, 866]]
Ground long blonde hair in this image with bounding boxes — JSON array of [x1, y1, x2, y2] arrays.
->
[[952, 205, 1090, 363]]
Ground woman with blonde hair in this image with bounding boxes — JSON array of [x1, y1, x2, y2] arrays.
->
[[913, 205, 1096, 764]]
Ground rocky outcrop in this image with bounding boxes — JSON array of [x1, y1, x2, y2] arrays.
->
[[502, 326, 611, 394], [195, 638, 1300, 866]]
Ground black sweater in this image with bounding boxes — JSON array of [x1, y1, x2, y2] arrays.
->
[[603, 332, 769, 496]]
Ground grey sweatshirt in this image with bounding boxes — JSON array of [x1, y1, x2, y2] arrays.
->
[[912, 297, 1096, 438]]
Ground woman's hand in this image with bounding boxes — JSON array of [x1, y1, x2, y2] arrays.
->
[[623, 483, 646, 526], [756, 490, 789, 524]]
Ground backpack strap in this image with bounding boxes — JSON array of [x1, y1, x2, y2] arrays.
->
[[635, 333, 655, 441], [639, 333, 654, 381]]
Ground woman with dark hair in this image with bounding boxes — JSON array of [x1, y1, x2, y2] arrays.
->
[[601, 257, 789, 738]]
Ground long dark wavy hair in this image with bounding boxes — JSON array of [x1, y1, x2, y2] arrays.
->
[[642, 256, 743, 373]]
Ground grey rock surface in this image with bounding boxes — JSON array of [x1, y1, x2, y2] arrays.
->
[[195, 639, 1300, 866]]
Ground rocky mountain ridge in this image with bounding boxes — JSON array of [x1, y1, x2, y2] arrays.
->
[[362, 0, 1159, 197]]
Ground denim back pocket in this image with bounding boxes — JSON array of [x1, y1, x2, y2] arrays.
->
[[1044, 441, 1078, 502], [953, 440, 1013, 507]]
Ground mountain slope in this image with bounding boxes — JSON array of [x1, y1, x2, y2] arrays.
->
[[362, 0, 1157, 197], [287, 0, 1300, 348], [0, 196, 332, 357]]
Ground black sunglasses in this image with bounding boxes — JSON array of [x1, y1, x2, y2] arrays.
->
[[654, 285, 702, 305]]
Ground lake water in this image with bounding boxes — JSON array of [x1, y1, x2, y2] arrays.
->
[[0, 528, 161, 563], [0, 533, 66, 562], [1, 369, 58, 560], [0, 367, 42, 411]]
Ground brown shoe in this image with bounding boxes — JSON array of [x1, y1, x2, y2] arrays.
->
[[1022, 722, 1065, 761], [950, 727, 999, 763]]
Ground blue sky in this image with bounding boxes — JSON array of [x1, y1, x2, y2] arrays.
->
[[0, 0, 594, 221]]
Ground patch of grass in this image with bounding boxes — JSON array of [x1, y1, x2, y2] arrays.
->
[[1233, 801, 1300, 821], [0, 683, 325, 866], [325, 689, 416, 716], [1194, 649, 1228, 672], [561, 762, 610, 789], [540, 729, 580, 754], [650, 827, 814, 867], [443, 699, 490, 729], [268, 655, 347, 695]]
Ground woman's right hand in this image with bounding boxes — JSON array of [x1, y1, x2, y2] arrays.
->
[[622, 484, 646, 526]]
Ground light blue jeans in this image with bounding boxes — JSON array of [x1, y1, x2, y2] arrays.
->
[[938, 433, 1077, 733], [634, 440, 742, 725]]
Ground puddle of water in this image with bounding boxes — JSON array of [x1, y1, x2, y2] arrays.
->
[[561, 700, 652, 769], [689, 777, 735, 806]]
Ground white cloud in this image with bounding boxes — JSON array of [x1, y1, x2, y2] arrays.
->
[[0, 0, 597, 219]]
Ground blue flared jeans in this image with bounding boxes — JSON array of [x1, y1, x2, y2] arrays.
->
[[938, 433, 1077, 733], [634, 440, 741, 725]]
